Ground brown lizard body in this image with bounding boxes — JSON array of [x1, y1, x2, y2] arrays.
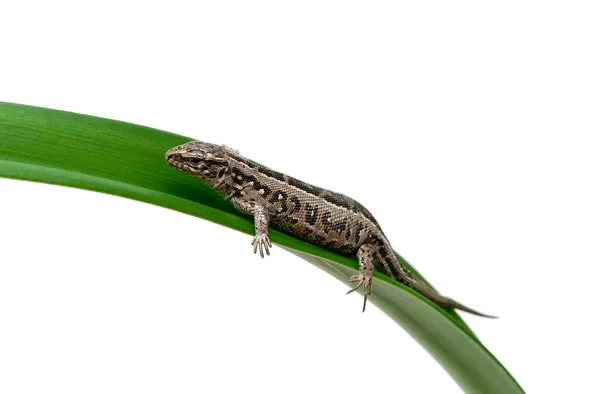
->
[[166, 141, 494, 317]]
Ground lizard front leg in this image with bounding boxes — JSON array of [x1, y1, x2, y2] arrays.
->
[[231, 197, 273, 258], [346, 243, 376, 312]]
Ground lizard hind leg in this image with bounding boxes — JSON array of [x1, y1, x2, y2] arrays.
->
[[346, 243, 376, 312]]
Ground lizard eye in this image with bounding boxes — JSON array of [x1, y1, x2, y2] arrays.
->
[[190, 158, 201, 164]]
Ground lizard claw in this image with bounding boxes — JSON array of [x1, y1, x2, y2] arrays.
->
[[346, 274, 372, 312], [252, 233, 272, 258]]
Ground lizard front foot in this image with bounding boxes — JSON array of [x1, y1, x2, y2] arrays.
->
[[252, 233, 272, 258], [346, 274, 372, 312]]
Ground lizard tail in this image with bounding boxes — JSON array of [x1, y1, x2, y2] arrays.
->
[[407, 275, 498, 319]]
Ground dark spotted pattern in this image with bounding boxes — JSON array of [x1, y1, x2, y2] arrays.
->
[[325, 240, 337, 248], [321, 211, 333, 233], [289, 196, 301, 213], [345, 227, 352, 241], [232, 168, 245, 184], [355, 223, 364, 244], [305, 203, 319, 226], [253, 165, 381, 230], [339, 243, 355, 254], [269, 191, 288, 204], [255, 184, 271, 197], [301, 228, 314, 239], [332, 218, 347, 233], [246, 174, 258, 184]]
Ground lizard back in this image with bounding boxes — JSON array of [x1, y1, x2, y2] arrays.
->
[[224, 153, 383, 255]]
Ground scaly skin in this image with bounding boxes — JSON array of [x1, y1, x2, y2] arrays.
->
[[165, 141, 495, 317]]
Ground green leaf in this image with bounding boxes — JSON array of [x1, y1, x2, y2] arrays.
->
[[0, 102, 524, 393]]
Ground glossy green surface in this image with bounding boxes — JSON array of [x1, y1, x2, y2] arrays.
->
[[0, 102, 524, 393]]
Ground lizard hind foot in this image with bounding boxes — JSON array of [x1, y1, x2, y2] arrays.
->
[[346, 274, 372, 312], [252, 234, 272, 258]]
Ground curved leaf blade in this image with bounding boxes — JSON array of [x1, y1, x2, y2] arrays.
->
[[0, 102, 524, 393]]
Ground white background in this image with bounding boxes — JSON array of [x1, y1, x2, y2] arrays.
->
[[1, 2, 599, 393]]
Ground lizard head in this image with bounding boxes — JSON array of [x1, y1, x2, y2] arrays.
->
[[165, 141, 230, 187]]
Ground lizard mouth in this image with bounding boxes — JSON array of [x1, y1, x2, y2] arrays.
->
[[165, 146, 205, 174], [166, 153, 184, 170], [165, 147, 178, 162], [165, 148, 184, 168], [165, 154, 179, 167], [166, 155, 199, 174]]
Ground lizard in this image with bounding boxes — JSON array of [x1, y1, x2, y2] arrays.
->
[[165, 141, 495, 317]]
